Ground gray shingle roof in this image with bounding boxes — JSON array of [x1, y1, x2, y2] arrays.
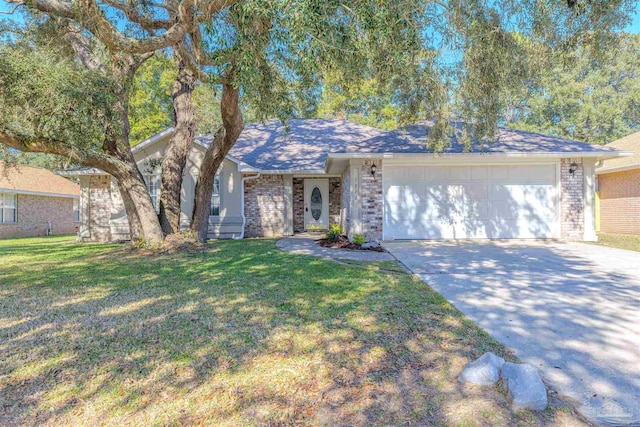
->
[[193, 119, 621, 172], [62, 119, 629, 177], [196, 118, 387, 171], [354, 122, 620, 155]]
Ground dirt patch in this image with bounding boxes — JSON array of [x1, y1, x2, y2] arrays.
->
[[122, 232, 207, 256], [316, 236, 385, 252]]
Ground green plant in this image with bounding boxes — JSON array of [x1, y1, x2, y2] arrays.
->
[[352, 234, 366, 246], [326, 223, 342, 242]]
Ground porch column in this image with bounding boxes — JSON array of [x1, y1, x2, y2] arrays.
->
[[349, 159, 363, 238]]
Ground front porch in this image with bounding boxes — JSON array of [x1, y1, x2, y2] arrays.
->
[[292, 177, 342, 232]]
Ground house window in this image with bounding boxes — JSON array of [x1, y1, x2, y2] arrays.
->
[[210, 174, 221, 216], [144, 175, 160, 212], [0, 193, 17, 224], [73, 198, 80, 222]]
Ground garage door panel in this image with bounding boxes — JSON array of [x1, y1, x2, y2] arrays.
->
[[471, 166, 489, 180], [385, 185, 425, 222], [384, 164, 559, 240], [448, 167, 470, 180], [425, 166, 447, 180], [406, 166, 425, 181], [489, 166, 510, 180]]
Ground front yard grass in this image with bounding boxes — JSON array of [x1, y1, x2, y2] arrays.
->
[[0, 236, 585, 426], [593, 232, 640, 252]]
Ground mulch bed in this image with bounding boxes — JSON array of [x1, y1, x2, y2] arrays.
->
[[315, 236, 386, 252]]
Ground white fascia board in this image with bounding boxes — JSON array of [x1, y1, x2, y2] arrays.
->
[[238, 167, 327, 175], [0, 188, 79, 199], [131, 127, 175, 153], [327, 151, 633, 160], [56, 168, 108, 176], [596, 163, 640, 175], [225, 154, 254, 169]]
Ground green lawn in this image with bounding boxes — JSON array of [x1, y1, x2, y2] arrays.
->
[[593, 233, 640, 252], [0, 236, 585, 426]]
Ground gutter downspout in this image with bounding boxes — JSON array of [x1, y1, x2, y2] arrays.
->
[[235, 173, 261, 239]]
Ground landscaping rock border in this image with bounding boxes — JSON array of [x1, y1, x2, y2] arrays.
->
[[459, 352, 548, 412]]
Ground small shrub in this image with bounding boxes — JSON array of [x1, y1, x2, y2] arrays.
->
[[326, 224, 342, 242], [352, 234, 366, 246]]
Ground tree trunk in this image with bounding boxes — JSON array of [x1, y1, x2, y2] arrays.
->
[[113, 167, 164, 245], [159, 60, 197, 235], [191, 83, 243, 243], [115, 177, 143, 241]]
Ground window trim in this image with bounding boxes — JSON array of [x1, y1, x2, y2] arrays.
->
[[210, 173, 222, 217], [0, 193, 18, 224], [73, 198, 81, 222], [144, 174, 160, 213]]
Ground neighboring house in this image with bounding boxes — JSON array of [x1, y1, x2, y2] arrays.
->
[[596, 131, 640, 235], [0, 161, 80, 239], [62, 119, 629, 243]]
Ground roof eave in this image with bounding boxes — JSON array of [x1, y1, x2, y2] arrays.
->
[[327, 151, 633, 160], [56, 168, 109, 176], [237, 166, 327, 175], [131, 127, 175, 153], [0, 188, 79, 198], [596, 163, 640, 175]]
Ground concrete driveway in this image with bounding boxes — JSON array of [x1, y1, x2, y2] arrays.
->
[[384, 240, 640, 426]]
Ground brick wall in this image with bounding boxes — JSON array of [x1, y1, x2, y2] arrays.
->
[[82, 175, 112, 242], [0, 194, 78, 239], [598, 169, 640, 235], [360, 159, 383, 241], [244, 174, 286, 237], [292, 178, 304, 232], [560, 158, 584, 240]]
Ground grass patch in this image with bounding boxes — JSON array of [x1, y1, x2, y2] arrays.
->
[[0, 237, 585, 426], [592, 233, 640, 252]]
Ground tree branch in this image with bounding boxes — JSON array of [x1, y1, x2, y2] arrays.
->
[[0, 3, 24, 14], [64, 21, 106, 72], [0, 130, 125, 173], [99, 0, 174, 30]]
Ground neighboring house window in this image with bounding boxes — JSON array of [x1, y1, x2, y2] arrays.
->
[[144, 175, 160, 212], [0, 193, 17, 224], [210, 174, 221, 216], [73, 198, 80, 222]]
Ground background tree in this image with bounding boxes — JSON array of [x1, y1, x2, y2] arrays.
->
[[129, 54, 176, 145], [506, 33, 640, 144]]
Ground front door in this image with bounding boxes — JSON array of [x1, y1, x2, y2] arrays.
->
[[304, 179, 329, 230]]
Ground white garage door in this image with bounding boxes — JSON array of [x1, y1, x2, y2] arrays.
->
[[383, 164, 559, 239]]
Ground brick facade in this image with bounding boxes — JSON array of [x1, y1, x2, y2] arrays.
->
[[560, 158, 585, 240], [292, 178, 304, 232], [359, 159, 384, 241], [343, 159, 384, 242], [80, 175, 112, 242], [598, 169, 640, 235], [244, 174, 287, 237], [0, 194, 78, 239]]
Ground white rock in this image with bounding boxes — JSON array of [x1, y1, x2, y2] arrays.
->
[[458, 352, 505, 386], [500, 362, 548, 412]]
